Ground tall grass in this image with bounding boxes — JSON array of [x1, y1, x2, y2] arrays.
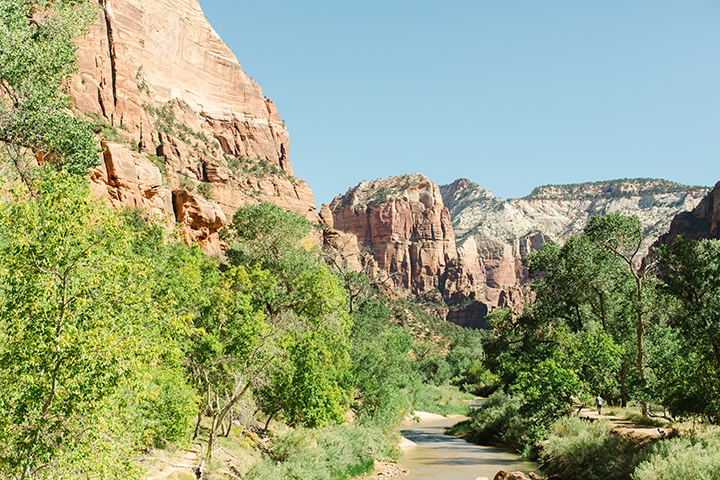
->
[[244, 424, 399, 480], [633, 435, 720, 480], [541, 417, 637, 480]]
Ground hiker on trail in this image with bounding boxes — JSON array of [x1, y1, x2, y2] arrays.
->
[[596, 395, 603, 415]]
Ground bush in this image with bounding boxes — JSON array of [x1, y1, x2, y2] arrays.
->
[[120, 366, 198, 449], [463, 391, 526, 448], [633, 435, 720, 480], [465, 360, 501, 396], [245, 424, 398, 480], [197, 182, 213, 200], [541, 417, 637, 480]]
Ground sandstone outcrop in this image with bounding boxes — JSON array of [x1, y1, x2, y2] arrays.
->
[[71, 0, 318, 247], [440, 178, 708, 313], [655, 181, 720, 244], [330, 174, 474, 302]]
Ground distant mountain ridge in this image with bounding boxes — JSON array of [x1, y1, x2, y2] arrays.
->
[[524, 178, 708, 201], [440, 177, 708, 314], [324, 175, 709, 328]]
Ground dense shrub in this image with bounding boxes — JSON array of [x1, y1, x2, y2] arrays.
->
[[633, 435, 720, 480], [541, 417, 637, 480], [463, 391, 526, 448], [245, 424, 398, 480], [413, 384, 473, 417]]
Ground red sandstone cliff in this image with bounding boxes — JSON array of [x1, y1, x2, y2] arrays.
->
[[654, 181, 720, 245], [71, 0, 318, 252], [328, 174, 474, 302]]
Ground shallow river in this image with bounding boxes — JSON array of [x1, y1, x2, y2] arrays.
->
[[398, 417, 538, 480]]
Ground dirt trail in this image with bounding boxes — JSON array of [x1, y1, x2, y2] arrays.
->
[[577, 408, 671, 439]]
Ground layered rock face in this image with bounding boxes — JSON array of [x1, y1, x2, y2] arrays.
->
[[655, 181, 720, 244], [329, 174, 473, 301], [71, 0, 318, 251], [441, 178, 708, 310]]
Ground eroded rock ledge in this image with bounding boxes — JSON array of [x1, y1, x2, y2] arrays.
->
[[72, 0, 318, 251]]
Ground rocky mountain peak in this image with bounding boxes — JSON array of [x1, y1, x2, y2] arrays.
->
[[440, 177, 709, 315], [332, 173, 441, 210], [329, 174, 474, 305], [70, 0, 318, 252]]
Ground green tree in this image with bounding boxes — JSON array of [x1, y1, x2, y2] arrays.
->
[[585, 214, 652, 409], [187, 265, 277, 465], [0, 0, 99, 184], [658, 236, 720, 421], [349, 298, 417, 429], [0, 174, 154, 478], [224, 203, 353, 429]]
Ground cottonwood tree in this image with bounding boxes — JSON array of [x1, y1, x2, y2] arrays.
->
[[196, 203, 353, 460], [0, 174, 151, 479], [185, 265, 279, 466], [0, 0, 99, 187], [585, 213, 656, 414], [658, 236, 720, 421], [525, 234, 635, 405]]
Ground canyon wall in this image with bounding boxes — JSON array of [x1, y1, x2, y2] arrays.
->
[[327, 176, 708, 328], [440, 178, 708, 311], [71, 0, 318, 252], [328, 174, 475, 306], [654, 181, 720, 245]]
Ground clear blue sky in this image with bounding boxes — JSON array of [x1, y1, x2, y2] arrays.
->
[[200, 1, 720, 206]]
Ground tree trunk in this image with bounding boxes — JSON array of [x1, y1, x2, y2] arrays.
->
[[598, 290, 607, 333], [193, 409, 203, 441], [620, 366, 627, 408], [574, 303, 583, 332], [264, 409, 277, 433]]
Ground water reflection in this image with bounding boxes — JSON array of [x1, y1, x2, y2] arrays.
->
[[398, 417, 538, 480]]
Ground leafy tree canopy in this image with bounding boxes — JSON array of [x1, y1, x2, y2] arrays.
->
[[0, 0, 99, 178]]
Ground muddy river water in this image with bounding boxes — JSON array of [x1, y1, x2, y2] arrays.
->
[[398, 417, 538, 480]]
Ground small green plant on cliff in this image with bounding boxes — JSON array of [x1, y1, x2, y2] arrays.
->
[[135, 66, 151, 96], [179, 174, 195, 192], [197, 182, 213, 201], [143, 101, 209, 145], [87, 113, 126, 143]]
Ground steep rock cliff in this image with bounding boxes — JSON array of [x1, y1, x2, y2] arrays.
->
[[71, 0, 318, 251], [655, 181, 720, 245], [329, 174, 474, 302], [441, 178, 708, 310]]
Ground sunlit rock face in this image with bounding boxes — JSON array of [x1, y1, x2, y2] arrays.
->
[[329, 174, 474, 301], [441, 178, 709, 313], [654, 180, 720, 245], [71, 0, 318, 250]]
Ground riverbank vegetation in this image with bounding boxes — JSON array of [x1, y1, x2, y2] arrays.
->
[[0, 170, 482, 479], [452, 212, 720, 478], [0, 1, 487, 478]]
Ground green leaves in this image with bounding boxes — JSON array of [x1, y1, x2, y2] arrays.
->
[[0, 0, 99, 176], [0, 173, 156, 477]]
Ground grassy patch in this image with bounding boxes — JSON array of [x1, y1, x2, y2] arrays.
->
[[633, 434, 720, 480], [244, 424, 397, 480], [605, 407, 669, 428], [541, 416, 638, 480], [414, 384, 473, 417]]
